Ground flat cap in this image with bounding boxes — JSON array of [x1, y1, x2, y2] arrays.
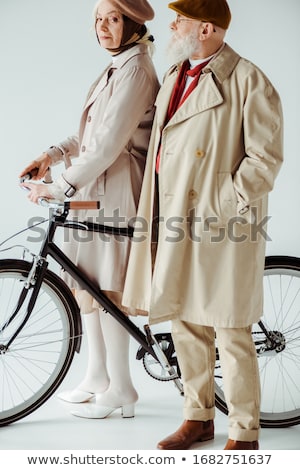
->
[[168, 0, 231, 30]]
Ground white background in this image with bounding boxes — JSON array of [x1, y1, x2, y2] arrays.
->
[[0, 0, 299, 257]]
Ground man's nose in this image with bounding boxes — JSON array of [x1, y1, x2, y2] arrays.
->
[[170, 19, 177, 30]]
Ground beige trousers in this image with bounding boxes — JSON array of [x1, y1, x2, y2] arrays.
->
[[172, 320, 261, 441]]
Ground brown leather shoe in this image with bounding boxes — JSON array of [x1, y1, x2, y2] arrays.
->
[[157, 420, 214, 450], [224, 439, 259, 450]]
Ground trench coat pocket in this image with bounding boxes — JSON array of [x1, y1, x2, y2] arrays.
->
[[217, 172, 238, 222]]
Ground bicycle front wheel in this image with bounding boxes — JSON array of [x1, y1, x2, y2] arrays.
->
[[0, 259, 80, 426], [214, 255, 300, 428]]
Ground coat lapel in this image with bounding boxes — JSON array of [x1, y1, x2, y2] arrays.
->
[[155, 70, 177, 130], [84, 66, 112, 111], [165, 73, 223, 128], [158, 43, 240, 130]]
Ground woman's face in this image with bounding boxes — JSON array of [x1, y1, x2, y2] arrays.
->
[[95, 1, 124, 50]]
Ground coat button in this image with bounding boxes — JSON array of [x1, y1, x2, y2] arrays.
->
[[81, 145, 86, 152], [239, 205, 249, 215], [87, 116, 92, 122], [195, 149, 205, 158], [188, 189, 198, 200]]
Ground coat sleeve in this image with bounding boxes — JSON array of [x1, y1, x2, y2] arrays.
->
[[48, 65, 155, 199], [233, 67, 284, 218], [46, 134, 80, 167]]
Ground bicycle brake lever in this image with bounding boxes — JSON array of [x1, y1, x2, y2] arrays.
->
[[19, 167, 52, 185], [38, 197, 50, 207], [19, 168, 40, 184], [37, 197, 65, 211]]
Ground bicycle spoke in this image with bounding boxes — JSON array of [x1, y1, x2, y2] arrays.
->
[[0, 261, 77, 425]]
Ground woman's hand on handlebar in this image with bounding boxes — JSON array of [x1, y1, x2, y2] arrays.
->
[[20, 182, 55, 204], [19, 153, 52, 181]]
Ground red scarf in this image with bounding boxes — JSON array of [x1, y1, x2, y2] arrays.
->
[[167, 59, 210, 120], [156, 59, 210, 173]]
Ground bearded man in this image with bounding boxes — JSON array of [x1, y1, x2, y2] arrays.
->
[[123, 0, 283, 450]]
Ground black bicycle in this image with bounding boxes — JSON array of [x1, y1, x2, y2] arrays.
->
[[0, 195, 299, 428]]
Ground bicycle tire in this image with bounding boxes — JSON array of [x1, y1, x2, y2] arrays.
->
[[214, 255, 300, 428], [0, 259, 80, 426]]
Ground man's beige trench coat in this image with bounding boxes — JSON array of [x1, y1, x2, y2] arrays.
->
[[46, 44, 159, 292], [122, 43, 283, 328]]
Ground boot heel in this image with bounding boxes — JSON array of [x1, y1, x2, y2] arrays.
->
[[121, 403, 135, 418]]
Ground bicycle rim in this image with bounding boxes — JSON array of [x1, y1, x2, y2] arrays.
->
[[215, 256, 300, 428], [0, 259, 79, 426]]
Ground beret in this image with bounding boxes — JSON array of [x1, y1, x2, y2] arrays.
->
[[110, 0, 154, 24]]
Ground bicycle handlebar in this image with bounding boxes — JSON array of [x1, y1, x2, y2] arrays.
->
[[18, 172, 134, 236], [38, 199, 100, 211], [19, 173, 100, 211]]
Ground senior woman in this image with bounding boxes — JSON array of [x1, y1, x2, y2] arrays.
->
[[19, 0, 159, 419]]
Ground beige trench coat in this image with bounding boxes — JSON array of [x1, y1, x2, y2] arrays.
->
[[122, 43, 283, 327], [47, 44, 159, 291]]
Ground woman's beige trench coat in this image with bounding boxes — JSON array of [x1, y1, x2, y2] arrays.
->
[[46, 44, 159, 291], [122, 43, 284, 328]]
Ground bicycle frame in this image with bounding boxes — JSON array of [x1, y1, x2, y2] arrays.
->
[[3, 201, 183, 393], [2, 198, 299, 427]]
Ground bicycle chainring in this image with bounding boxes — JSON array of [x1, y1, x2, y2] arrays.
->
[[141, 333, 181, 382]]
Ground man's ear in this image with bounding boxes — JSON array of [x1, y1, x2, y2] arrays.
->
[[198, 22, 215, 41]]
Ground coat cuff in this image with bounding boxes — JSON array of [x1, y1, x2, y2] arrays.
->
[[46, 145, 72, 168], [46, 146, 64, 165], [46, 175, 74, 201]]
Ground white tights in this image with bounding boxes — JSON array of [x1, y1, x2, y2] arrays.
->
[[77, 308, 138, 407]]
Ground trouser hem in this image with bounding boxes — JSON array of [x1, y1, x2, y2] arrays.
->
[[184, 407, 215, 421], [228, 427, 260, 441]]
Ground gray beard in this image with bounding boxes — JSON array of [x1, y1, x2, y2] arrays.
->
[[166, 31, 199, 64]]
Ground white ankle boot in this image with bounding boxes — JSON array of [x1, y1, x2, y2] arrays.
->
[[57, 309, 109, 404]]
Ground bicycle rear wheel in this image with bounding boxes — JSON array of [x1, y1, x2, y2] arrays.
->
[[214, 255, 300, 428], [0, 259, 80, 426]]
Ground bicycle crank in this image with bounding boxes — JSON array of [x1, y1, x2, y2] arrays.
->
[[136, 325, 183, 395]]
